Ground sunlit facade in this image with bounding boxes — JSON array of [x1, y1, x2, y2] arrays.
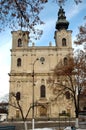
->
[[8, 6, 75, 120]]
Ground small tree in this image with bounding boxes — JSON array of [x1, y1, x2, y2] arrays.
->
[[48, 50, 86, 127], [9, 92, 31, 130], [9, 91, 45, 130]]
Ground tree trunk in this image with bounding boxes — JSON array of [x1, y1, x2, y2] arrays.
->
[[24, 121, 28, 130], [75, 118, 79, 128], [75, 109, 79, 128]]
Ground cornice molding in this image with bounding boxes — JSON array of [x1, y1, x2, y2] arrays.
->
[[9, 72, 53, 76]]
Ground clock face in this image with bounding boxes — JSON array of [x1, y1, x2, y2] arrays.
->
[[40, 57, 45, 63]]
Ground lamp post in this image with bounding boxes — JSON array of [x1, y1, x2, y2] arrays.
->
[[32, 58, 39, 130], [32, 57, 45, 130]]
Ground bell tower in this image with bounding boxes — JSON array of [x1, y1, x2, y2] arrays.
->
[[11, 30, 29, 49], [54, 6, 73, 60]]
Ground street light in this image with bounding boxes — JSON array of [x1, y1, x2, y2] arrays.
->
[[32, 58, 39, 130], [32, 57, 45, 130]]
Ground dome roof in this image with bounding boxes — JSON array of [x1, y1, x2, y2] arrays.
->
[[56, 6, 69, 30]]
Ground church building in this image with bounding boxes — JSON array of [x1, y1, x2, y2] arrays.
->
[[8, 6, 74, 120]]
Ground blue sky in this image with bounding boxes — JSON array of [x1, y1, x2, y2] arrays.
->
[[0, 0, 86, 99]]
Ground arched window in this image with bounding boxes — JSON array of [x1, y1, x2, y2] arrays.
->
[[65, 91, 70, 99], [18, 39, 22, 47], [62, 38, 66, 46], [64, 57, 67, 65], [40, 85, 46, 98], [17, 58, 21, 67]]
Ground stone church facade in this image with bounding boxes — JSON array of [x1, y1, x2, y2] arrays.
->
[[8, 6, 75, 120]]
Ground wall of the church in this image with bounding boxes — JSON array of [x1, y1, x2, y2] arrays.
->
[[8, 28, 75, 120]]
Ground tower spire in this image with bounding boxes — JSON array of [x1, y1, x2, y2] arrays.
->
[[56, 6, 69, 30]]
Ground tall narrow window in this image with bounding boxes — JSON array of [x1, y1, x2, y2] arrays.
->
[[18, 39, 22, 47], [62, 38, 66, 46], [17, 58, 21, 67], [40, 85, 46, 98], [64, 57, 67, 65]]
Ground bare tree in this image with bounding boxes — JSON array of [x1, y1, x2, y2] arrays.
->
[[9, 92, 45, 130], [0, 0, 48, 41], [9, 92, 33, 130], [74, 18, 86, 46], [48, 50, 86, 127], [54, 0, 82, 5]]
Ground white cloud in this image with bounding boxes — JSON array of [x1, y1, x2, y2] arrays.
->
[[34, 19, 56, 46], [66, 2, 86, 20]]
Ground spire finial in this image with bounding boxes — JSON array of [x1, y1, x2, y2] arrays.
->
[[58, 0, 63, 7]]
